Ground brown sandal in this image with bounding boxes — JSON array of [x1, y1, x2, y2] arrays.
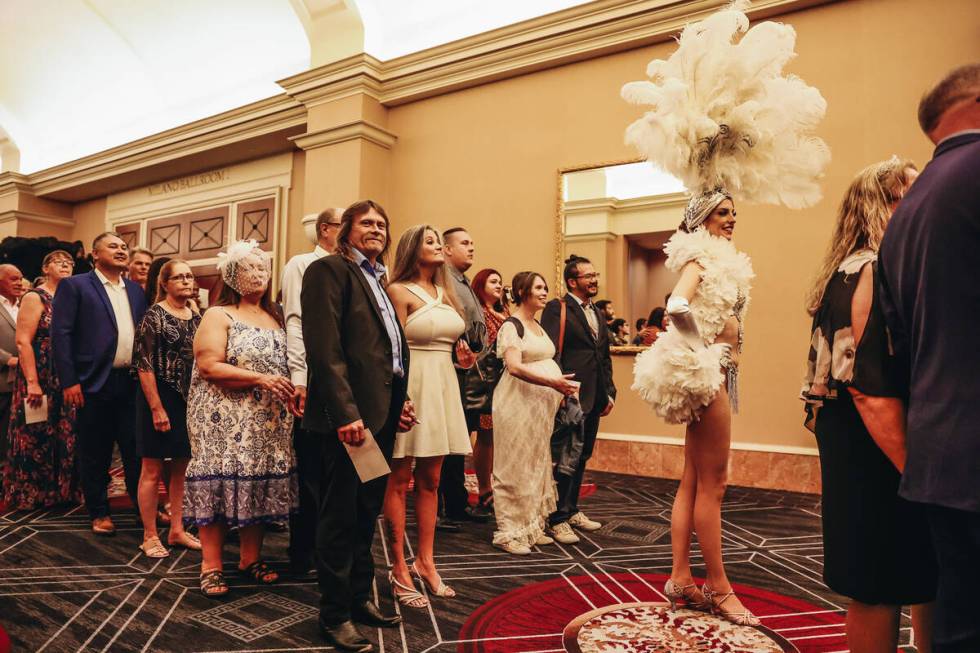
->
[[200, 569, 229, 598], [240, 560, 278, 584]]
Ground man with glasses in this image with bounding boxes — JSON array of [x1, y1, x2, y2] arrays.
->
[[280, 207, 343, 576], [541, 255, 616, 544]]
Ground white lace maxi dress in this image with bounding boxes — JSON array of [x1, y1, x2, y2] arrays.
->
[[183, 312, 298, 528], [491, 319, 563, 547]]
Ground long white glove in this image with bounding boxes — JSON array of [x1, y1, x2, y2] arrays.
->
[[667, 296, 703, 350]]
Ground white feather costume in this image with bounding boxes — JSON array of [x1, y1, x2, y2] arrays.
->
[[632, 230, 754, 423], [622, 1, 826, 423]]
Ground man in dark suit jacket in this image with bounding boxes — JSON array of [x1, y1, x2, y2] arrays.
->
[[541, 255, 616, 544], [301, 200, 414, 653], [878, 63, 980, 653], [51, 232, 146, 535]]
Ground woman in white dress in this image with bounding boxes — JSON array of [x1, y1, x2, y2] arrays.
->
[[492, 272, 579, 555], [384, 225, 476, 608]]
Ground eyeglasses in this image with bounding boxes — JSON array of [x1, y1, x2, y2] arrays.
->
[[168, 273, 196, 282], [325, 221, 342, 228], [575, 273, 600, 280]]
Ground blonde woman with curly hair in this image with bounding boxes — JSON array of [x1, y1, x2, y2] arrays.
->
[[802, 158, 935, 653]]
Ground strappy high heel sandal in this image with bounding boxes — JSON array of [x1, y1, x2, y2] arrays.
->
[[410, 561, 456, 598], [389, 571, 429, 608], [702, 583, 760, 626], [664, 578, 710, 611]]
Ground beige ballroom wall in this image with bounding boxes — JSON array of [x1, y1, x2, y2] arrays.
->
[[384, 0, 979, 452]]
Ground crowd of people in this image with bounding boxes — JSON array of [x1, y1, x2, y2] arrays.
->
[[0, 41, 975, 653]]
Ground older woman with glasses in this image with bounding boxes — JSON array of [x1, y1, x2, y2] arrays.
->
[[134, 259, 202, 558], [2, 250, 79, 509]]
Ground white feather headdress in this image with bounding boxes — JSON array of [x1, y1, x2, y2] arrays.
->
[[621, 0, 830, 223]]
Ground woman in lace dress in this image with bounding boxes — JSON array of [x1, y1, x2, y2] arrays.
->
[[384, 225, 475, 608], [2, 250, 78, 509], [134, 259, 201, 558], [184, 241, 299, 597], [491, 272, 578, 555]]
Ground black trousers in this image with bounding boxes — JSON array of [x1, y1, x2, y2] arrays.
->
[[549, 408, 600, 526], [927, 504, 980, 652], [310, 377, 402, 625], [288, 422, 318, 569], [439, 370, 474, 520], [75, 370, 140, 520]]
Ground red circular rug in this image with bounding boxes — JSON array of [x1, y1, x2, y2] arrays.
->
[[458, 572, 851, 653]]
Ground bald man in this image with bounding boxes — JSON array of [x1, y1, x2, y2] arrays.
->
[[0, 263, 24, 462]]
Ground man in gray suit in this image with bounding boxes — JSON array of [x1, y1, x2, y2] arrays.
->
[[0, 264, 25, 461]]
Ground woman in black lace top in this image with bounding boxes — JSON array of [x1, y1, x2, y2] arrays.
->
[[134, 259, 202, 558]]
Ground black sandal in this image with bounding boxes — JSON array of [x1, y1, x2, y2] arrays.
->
[[200, 569, 229, 598], [240, 559, 278, 584]]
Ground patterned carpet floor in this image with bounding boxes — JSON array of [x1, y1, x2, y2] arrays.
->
[[0, 471, 918, 652]]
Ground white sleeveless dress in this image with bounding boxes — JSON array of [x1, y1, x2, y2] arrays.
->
[[392, 283, 472, 459]]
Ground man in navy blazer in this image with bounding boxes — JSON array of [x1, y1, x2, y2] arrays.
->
[[878, 64, 980, 653], [52, 232, 147, 536]]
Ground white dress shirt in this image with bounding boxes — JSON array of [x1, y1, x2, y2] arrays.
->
[[94, 268, 136, 368], [569, 292, 599, 339], [0, 295, 18, 323], [281, 245, 330, 387]]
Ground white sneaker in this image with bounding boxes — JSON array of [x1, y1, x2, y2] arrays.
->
[[569, 512, 602, 532], [535, 534, 555, 546], [546, 521, 580, 544], [494, 540, 532, 555]]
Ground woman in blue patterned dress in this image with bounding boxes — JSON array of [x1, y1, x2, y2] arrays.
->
[[183, 240, 299, 597]]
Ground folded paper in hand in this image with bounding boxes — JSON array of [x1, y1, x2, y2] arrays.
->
[[25, 396, 49, 425], [342, 428, 391, 482]]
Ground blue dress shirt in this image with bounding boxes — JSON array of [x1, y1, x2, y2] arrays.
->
[[352, 248, 404, 377]]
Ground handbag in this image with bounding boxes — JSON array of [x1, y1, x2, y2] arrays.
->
[[551, 299, 587, 475]]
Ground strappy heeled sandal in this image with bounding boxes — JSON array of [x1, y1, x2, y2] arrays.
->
[[702, 583, 761, 626], [664, 578, 711, 611], [389, 571, 429, 608], [240, 559, 278, 584], [200, 569, 229, 598], [410, 561, 456, 598], [139, 536, 170, 559]]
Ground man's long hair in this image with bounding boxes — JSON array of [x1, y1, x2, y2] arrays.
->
[[335, 200, 391, 267]]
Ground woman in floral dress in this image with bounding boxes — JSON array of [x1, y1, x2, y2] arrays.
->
[[2, 250, 78, 509], [183, 241, 299, 597]]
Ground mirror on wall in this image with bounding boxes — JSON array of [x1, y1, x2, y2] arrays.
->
[[556, 160, 688, 353]]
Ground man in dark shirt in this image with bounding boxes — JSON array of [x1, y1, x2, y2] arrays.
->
[[878, 63, 980, 653]]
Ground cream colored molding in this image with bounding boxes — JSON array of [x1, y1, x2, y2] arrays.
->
[[565, 192, 688, 215], [289, 120, 397, 151], [107, 153, 294, 223], [0, 209, 75, 227], [0, 172, 34, 199], [22, 0, 825, 201], [598, 431, 820, 457], [278, 54, 385, 108], [30, 95, 306, 198], [375, 0, 831, 105], [563, 232, 618, 243]]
